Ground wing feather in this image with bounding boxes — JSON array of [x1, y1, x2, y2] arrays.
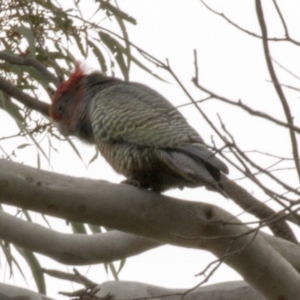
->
[[87, 78, 228, 193], [89, 82, 202, 147]]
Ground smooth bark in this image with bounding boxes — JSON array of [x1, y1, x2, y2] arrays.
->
[[0, 159, 300, 299]]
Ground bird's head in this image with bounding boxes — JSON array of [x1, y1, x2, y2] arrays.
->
[[50, 64, 86, 136]]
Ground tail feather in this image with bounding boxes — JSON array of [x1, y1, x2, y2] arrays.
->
[[156, 145, 228, 196], [173, 144, 229, 174]]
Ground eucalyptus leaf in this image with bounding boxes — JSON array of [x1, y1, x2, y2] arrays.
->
[[87, 39, 108, 73], [99, 32, 166, 82], [97, 0, 137, 25], [15, 246, 46, 294], [100, 32, 128, 80], [70, 221, 87, 234], [0, 92, 24, 124], [88, 224, 101, 234], [15, 26, 36, 57]]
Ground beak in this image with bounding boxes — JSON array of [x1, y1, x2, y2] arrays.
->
[[55, 121, 72, 137]]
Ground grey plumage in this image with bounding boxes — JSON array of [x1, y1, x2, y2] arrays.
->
[[50, 70, 229, 194]]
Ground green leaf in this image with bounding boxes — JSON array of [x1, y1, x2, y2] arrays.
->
[[41, 214, 52, 229], [70, 222, 87, 234], [97, 0, 137, 25], [0, 240, 29, 282], [88, 224, 101, 234], [16, 143, 32, 150], [20, 65, 51, 92], [0, 92, 24, 124], [73, 34, 86, 57], [117, 259, 126, 275], [26, 130, 50, 163], [15, 247, 46, 294], [18, 84, 37, 90], [88, 148, 99, 166], [47, 51, 68, 60], [107, 1, 131, 73], [22, 209, 33, 222], [62, 47, 77, 65], [14, 26, 36, 57], [0, 240, 13, 277], [87, 39, 107, 73], [37, 151, 41, 169], [130, 55, 167, 82], [11, 252, 28, 281], [108, 262, 119, 281], [116, 20, 131, 73], [100, 32, 128, 80], [99, 32, 166, 82], [65, 136, 84, 163]]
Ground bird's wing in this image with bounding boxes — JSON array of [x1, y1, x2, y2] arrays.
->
[[90, 82, 203, 147], [172, 144, 229, 174], [89, 81, 229, 179], [156, 146, 228, 195], [156, 149, 219, 185]]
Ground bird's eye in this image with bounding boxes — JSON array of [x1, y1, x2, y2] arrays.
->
[[57, 103, 64, 114], [55, 93, 70, 116]]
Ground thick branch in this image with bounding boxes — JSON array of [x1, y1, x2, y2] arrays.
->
[[0, 206, 300, 273], [0, 280, 264, 300], [0, 51, 60, 86], [0, 159, 300, 299], [0, 209, 159, 265], [221, 174, 298, 243], [96, 280, 264, 300], [261, 232, 300, 273], [0, 76, 50, 116], [0, 282, 54, 300]]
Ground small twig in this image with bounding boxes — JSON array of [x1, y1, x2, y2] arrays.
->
[[44, 268, 103, 299], [192, 72, 300, 134], [220, 116, 300, 200], [256, 0, 300, 181], [0, 76, 49, 116], [272, 0, 289, 38], [223, 126, 300, 197], [270, 57, 300, 81], [42, 268, 98, 287], [0, 51, 59, 86], [267, 80, 300, 93], [16, 0, 64, 81], [200, 0, 282, 41], [200, 0, 300, 46], [181, 229, 259, 299]]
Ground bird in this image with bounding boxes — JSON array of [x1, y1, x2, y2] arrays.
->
[[50, 65, 229, 194]]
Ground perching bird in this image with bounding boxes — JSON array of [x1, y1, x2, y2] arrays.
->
[[50, 65, 229, 194]]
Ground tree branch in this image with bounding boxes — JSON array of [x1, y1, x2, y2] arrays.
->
[[1, 205, 300, 273], [0, 51, 60, 86], [0, 280, 266, 300], [192, 77, 300, 135], [94, 280, 265, 300], [0, 159, 300, 299], [221, 175, 298, 243], [256, 0, 300, 180], [0, 76, 49, 116], [200, 0, 300, 46], [0, 282, 55, 300], [0, 209, 159, 265]]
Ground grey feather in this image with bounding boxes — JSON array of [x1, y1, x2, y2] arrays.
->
[[81, 73, 229, 194]]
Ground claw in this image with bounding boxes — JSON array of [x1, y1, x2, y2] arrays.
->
[[121, 178, 141, 189]]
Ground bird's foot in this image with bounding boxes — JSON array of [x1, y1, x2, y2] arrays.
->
[[121, 178, 141, 189]]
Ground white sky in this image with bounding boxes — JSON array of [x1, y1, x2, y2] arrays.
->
[[1, 0, 300, 298]]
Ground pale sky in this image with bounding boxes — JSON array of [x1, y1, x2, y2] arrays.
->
[[1, 1, 300, 298]]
